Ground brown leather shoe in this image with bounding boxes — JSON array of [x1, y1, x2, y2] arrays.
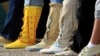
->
[[0, 36, 12, 46]]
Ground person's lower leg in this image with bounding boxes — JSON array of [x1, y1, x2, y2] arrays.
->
[[25, 0, 63, 51], [4, 0, 44, 48]]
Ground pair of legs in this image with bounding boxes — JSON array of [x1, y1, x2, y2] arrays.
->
[[26, 0, 79, 56], [26, 0, 63, 51], [0, 0, 24, 43], [3, 0, 44, 48], [0, 0, 45, 48], [71, 0, 96, 53], [78, 0, 100, 56], [0, 0, 50, 43], [26, 0, 62, 50], [52, 0, 96, 55]]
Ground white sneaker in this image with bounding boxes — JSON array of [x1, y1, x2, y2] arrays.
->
[[39, 42, 64, 54], [78, 45, 100, 56], [40, 46, 64, 54]]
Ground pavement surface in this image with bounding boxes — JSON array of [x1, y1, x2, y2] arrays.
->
[[0, 47, 53, 56]]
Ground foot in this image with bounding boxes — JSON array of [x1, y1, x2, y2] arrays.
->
[[39, 42, 65, 54], [78, 45, 100, 56], [0, 36, 12, 44], [0, 36, 12, 46], [4, 39, 32, 49], [39, 45, 64, 54], [25, 41, 48, 51]]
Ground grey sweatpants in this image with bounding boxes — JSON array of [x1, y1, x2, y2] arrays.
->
[[95, 0, 100, 19]]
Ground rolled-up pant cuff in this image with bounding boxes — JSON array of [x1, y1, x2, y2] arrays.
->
[[50, 0, 63, 3], [24, 0, 44, 7]]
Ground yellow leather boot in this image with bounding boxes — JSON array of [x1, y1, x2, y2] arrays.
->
[[4, 6, 42, 48]]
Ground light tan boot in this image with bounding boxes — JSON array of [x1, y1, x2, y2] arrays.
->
[[0, 36, 12, 46], [40, 0, 79, 53], [4, 6, 42, 48], [26, 3, 62, 51]]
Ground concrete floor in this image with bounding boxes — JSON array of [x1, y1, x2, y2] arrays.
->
[[0, 47, 53, 56]]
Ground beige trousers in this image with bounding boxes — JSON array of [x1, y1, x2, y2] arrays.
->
[[41, 3, 62, 45], [54, 0, 79, 48]]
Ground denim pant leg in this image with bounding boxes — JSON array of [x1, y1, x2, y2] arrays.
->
[[24, 0, 44, 7], [0, 4, 6, 33], [50, 0, 63, 3], [1, 0, 24, 41]]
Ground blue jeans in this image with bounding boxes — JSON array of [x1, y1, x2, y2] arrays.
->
[[1, 0, 24, 41], [24, 0, 44, 7], [0, 4, 6, 32], [50, 0, 63, 3]]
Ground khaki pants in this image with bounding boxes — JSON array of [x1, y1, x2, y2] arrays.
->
[[55, 0, 79, 48]]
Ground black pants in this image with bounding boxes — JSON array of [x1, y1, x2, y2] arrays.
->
[[1, 0, 24, 41], [0, 0, 9, 3], [1, 0, 50, 41], [71, 0, 96, 53]]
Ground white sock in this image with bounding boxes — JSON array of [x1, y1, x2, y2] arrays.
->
[[87, 42, 96, 48]]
